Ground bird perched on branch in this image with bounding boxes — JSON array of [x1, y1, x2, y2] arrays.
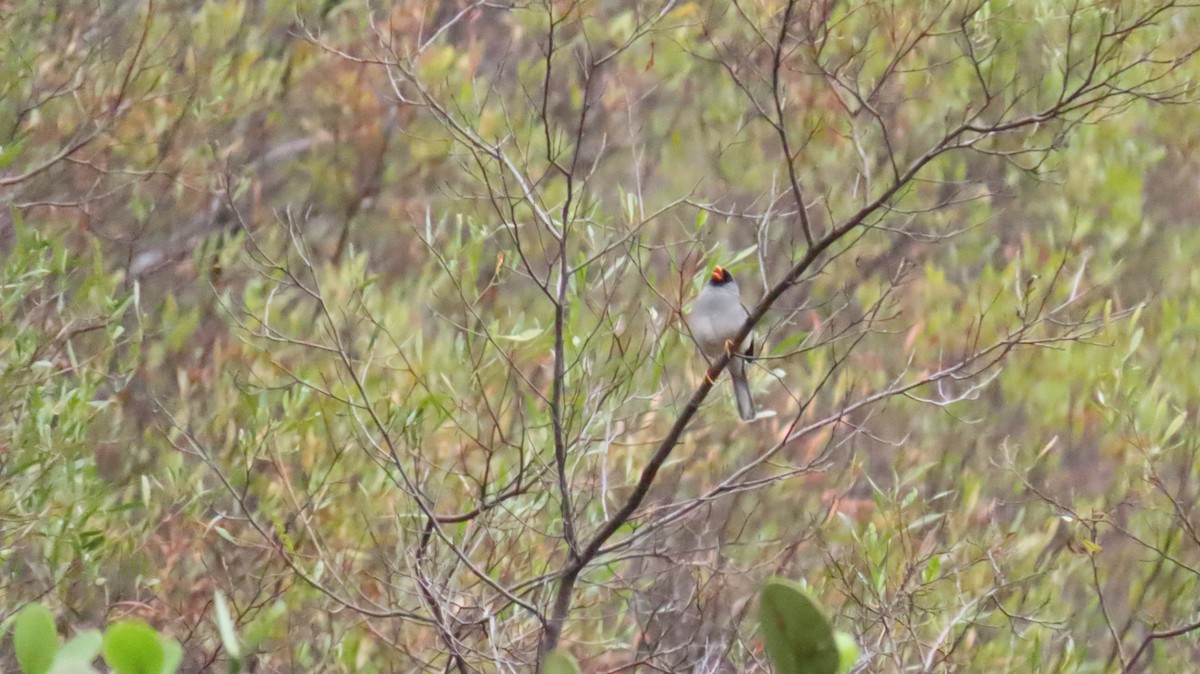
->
[[688, 265, 757, 421]]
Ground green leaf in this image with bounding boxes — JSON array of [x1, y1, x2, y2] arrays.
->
[[1164, 411, 1186, 441], [56, 629, 102, 665], [726, 244, 757, 266], [338, 627, 363, 674], [241, 600, 285, 653], [497, 327, 543, 342], [102, 621, 164, 674], [0, 139, 26, 170], [213, 590, 242, 660], [759, 578, 839, 674], [1127, 327, 1143, 357], [49, 654, 101, 674], [48, 659, 100, 674], [543, 651, 583, 674], [159, 637, 182, 674], [14, 603, 59, 674], [922, 554, 941, 584], [834, 632, 859, 674]]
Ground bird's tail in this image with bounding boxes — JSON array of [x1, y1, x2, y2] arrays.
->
[[730, 358, 756, 421]]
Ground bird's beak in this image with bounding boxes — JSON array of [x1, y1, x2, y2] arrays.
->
[[711, 266, 724, 282]]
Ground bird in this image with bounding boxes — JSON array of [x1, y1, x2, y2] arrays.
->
[[688, 265, 756, 421]]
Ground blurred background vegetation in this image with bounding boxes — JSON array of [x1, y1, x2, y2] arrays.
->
[[3, 0, 1200, 671]]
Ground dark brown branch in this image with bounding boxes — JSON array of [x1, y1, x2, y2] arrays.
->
[[771, 0, 814, 246], [1122, 618, 1200, 673]]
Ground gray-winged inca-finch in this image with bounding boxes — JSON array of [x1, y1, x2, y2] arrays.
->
[[688, 265, 757, 421]]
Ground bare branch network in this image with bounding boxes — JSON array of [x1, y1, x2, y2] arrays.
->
[[162, 1, 1200, 671], [11, 0, 1193, 671]]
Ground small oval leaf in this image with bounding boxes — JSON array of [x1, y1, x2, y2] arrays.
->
[[498, 327, 543, 342], [213, 591, 242, 660], [48, 658, 100, 674], [14, 603, 59, 674], [759, 578, 839, 674], [834, 631, 859, 674], [159, 637, 183, 674], [102, 620, 164, 674], [56, 629, 102, 665]]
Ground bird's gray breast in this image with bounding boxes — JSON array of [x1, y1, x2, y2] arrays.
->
[[689, 288, 749, 357]]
